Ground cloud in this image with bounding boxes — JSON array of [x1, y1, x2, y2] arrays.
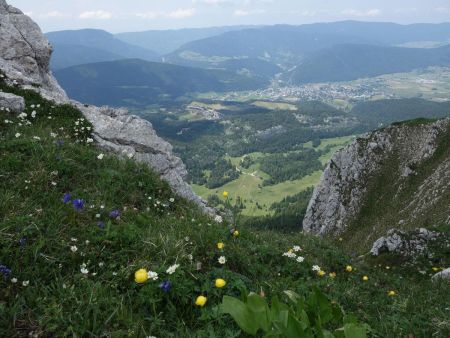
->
[[435, 7, 449, 13], [233, 9, 266, 17], [167, 8, 197, 19], [341, 9, 381, 17], [79, 10, 113, 20], [136, 12, 160, 19], [41, 11, 66, 18], [192, 0, 231, 5]]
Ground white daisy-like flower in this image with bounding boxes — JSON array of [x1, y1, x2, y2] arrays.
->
[[97, 153, 104, 160], [296, 256, 305, 263], [99, 262, 104, 267], [85, 240, 90, 245], [22, 280, 29, 287], [169, 198, 175, 203], [31, 111, 36, 118], [11, 277, 18, 283], [127, 153, 134, 159], [214, 215, 223, 223], [80, 267, 89, 274], [312, 265, 321, 272], [166, 264, 180, 275], [70, 245, 78, 253], [50, 132, 57, 138], [218, 256, 227, 265], [86, 138, 94, 143], [32, 136, 40, 140], [15, 133, 21, 138], [293, 245, 302, 252], [71, 238, 78, 242], [95, 213, 101, 218], [51, 181, 57, 186], [148, 271, 159, 281]]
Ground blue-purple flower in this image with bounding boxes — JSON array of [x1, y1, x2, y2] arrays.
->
[[62, 193, 71, 204], [109, 209, 121, 219], [0, 263, 11, 278], [97, 221, 105, 229], [159, 280, 171, 293], [72, 199, 85, 211]]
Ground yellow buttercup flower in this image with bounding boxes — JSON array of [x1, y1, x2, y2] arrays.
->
[[223, 191, 229, 198], [317, 270, 326, 277], [195, 295, 207, 307], [217, 242, 225, 250], [362, 275, 369, 281], [388, 290, 396, 297], [134, 268, 148, 284], [215, 278, 226, 288], [329, 272, 337, 278], [345, 265, 353, 272], [432, 267, 439, 272], [233, 230, 239, 237]]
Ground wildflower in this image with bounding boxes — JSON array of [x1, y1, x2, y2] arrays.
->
[[32, 136, 41, 140], [86, 138, 94, 143], [159, 281, 171, 293], [385, 266, 390, 270], [97, 153, 104, 160], [31, 111, 36, 118], [11, 277, 18, 283], [232, 230, 239, 237], [71, 238, 78, 242], [388, 290, 396, 297], [166, 264, 180, 275], [109, 209, 121, 219], [293, 245, 302, 252], [148, 271, 159, 281], [283, 251, 296, 258], [217, 242, 225, 250], [218, 256, 227, 265], [312, 265, 321, 272], [432, 267, 439, 272], [362, 276, 369, 281], [195, 295, 207, 307], [222, 191, 229, 198], [135, 269, 148, 283], [15, 133, 21, 138], [0, 264, 11, 277], [329, 272, 337, 278], [214, 215, 223, 223], [296, 256, 305, 263], [50, 132, 57, 138], [345, 265, 353, 272], [215, 278, 226, 288], [97, 221, 105, 229], [70, 245, 78, 253], [80, 263, 89, 274], [22, 280, 29, 287], [99, 262, 104, 267], [72, 199, 85, 211], [317, 270, 326, 277]]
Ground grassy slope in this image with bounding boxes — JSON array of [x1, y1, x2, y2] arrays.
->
[[0, 82, 449, 337]]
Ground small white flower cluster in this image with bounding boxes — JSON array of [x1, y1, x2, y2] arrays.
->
[[10, 277, 29, 287], [148, 271, 159, 280], [282, 245, 305, 263], [166, 264, 180, 275], [214, 215, 223, 223]]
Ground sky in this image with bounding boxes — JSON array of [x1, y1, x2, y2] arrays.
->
[[7, 0, 450, 33]]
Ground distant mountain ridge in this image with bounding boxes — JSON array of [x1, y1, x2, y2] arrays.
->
[[46, 29, 159, 70], [54, 59, 267, 107], [286, 44, 450, 84]]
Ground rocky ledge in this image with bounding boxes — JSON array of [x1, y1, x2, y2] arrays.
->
[[0, 0, 213, 215]]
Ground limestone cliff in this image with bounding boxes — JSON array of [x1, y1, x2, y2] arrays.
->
[[0, 0, 213, 214], [303, 118, 450, 245]]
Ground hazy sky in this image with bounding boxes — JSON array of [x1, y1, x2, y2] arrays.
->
[[7, 0, 450, 33]]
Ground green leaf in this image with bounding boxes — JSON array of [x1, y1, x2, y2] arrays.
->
[[247, 293, 271, 332], [343, 323, 367, 338], [221, 296, 259, 336]]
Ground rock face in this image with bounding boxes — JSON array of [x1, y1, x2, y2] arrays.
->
[[0, 91, 24, 112], [432, 268, 450, 281], [0, 0, 213, 214], [370, 228, 440, 257], [303, 118, 450, 236]]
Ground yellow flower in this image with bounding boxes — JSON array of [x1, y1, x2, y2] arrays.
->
[[134, 268, 148, 284], [217, 242, 225, 250], [215, 278, 226, 288], [329, 272, 337, 278], [195, 295, 207, 307], [233, 230, 239, 237], [432, 267, 439, 272], [288, 248, 293, 253], [223, 191, 229, 198], [362, 275, 369, 281], [317, 270, 326, 277], [388, 290, 396, 297], [345, 265, 353, 272]]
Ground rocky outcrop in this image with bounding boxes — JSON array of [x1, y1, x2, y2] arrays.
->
[[370, 228, 440, 256], [0, 0, 213, 214], [0, 91, 24, 112], [432, 268, 450, 281], [303, 118, 450, 235]]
